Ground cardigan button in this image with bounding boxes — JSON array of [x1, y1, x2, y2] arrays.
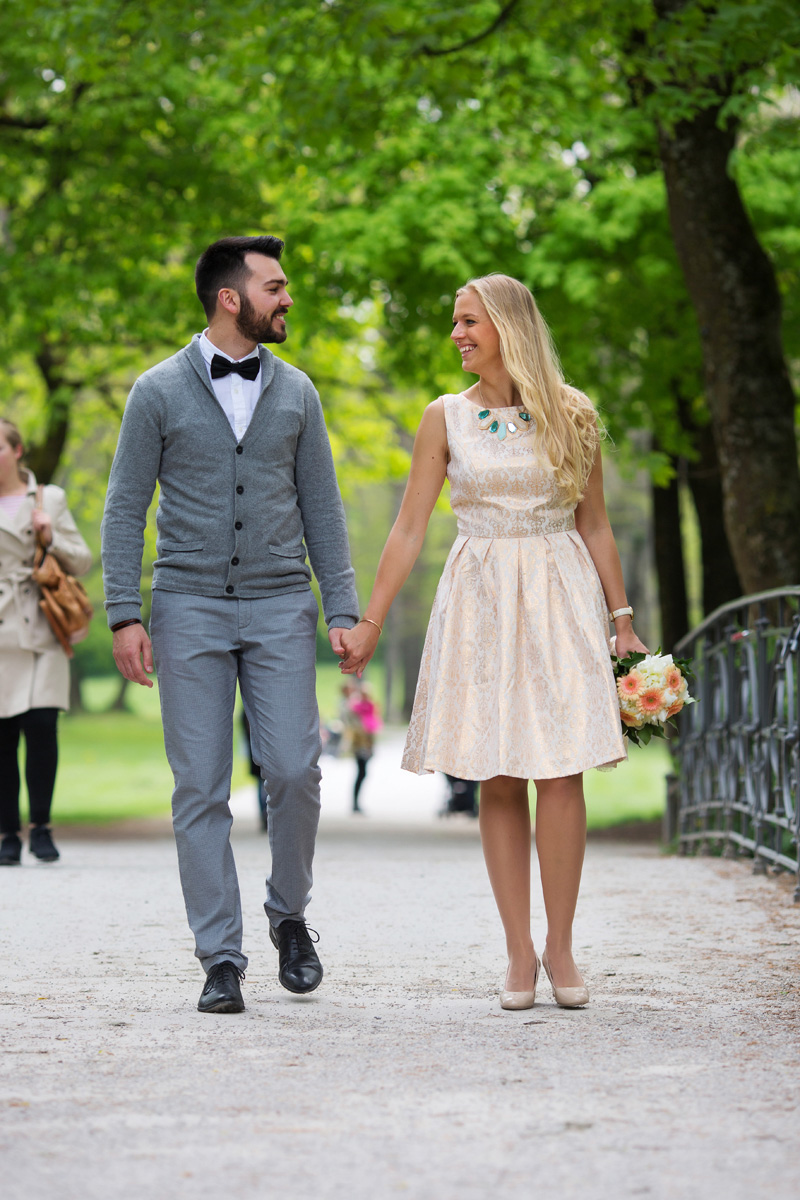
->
[[236, 445, 243, 454], [236, 485, 244, 494], [231, 557, 239, 566], [234, 521, 242, 530], [225, 586, 234, 595]]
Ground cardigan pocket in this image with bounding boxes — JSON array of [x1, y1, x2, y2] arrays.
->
[[158, 542, 204, 553], [268, 544, 306, 558]]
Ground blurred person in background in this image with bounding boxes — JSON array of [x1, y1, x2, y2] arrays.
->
[[341, 680, 382, 813], [0, 418, 92, 866], [442, 775, 479, 818], [241, 709, 269, 831]]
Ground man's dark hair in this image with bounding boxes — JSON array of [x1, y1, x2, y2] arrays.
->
[[195, 235, 285, 319]]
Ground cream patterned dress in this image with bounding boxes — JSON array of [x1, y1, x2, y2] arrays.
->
[[401, 393, 627, 780]]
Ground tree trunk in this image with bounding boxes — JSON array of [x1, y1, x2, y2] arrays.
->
[[651, 455, 689, 652], [657, 102, 800, 592], [68, 662, 84, 712], [27, 343, 71, 484], [389, 551, 427, 722], [383, 603, 401, 723], [109, 674, 131, 713], [401, 628, 422, 722], [683, 420, 742, 614]]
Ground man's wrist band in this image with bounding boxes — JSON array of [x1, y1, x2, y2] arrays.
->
[[111, 618, 143, 632], [608, 606, 634, 623], [358, 617, 383, 635]]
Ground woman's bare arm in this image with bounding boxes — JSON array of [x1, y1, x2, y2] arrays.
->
[[339, 398, 449, 676], [575, 452, 648, 657]]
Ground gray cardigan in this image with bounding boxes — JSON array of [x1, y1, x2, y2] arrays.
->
[[101, 335, 358, 630]]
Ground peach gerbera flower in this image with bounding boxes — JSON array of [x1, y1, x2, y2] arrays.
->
[[621, 710, 642, 728], [665, 666, 683, 692], [666, 700, 684, 718], [618, 670, 643, 698], [638, 687, 665, 715]]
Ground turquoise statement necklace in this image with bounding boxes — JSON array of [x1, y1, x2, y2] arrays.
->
[[476, 380, 533, 441]]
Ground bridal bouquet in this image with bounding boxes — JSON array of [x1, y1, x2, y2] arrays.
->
[[612, 650, 696, 746]]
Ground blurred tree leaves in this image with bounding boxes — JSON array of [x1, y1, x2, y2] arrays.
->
[[1, 0, 799, 664], [4, 0, 797, 471]]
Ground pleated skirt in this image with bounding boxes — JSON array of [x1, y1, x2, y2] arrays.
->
[[401, 530, 627, 780]]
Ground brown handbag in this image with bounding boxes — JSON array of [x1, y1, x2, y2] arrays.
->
[[31, 487, 93, 658]]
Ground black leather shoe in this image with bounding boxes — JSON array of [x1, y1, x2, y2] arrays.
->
[[0, 834, 22, 866], [197, 961, 245, 1013], [29, 826, 59, 862], [269, 919, 323, 994]]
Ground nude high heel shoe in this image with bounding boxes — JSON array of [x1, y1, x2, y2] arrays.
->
[[500, 955, 541, 1011], [541, 949, 589, 1008]]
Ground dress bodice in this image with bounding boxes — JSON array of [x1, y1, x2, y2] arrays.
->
[[443, 393, 576, 538]]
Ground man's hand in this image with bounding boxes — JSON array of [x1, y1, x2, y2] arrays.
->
[[113, 624, 154, 687], [328, 626, 347, 658]]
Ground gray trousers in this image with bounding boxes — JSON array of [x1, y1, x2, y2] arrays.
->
[[149, 589, 322, 973]]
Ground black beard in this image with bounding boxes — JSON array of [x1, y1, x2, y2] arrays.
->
[[236, 294, 287, 344]]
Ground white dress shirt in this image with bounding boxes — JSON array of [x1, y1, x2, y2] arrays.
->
[[199, 330, 262, 442]]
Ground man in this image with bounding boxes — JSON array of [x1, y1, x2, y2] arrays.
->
[[101, 235, 359, 1013]]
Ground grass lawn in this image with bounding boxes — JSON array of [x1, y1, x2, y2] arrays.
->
[[43, 665, 671, 829], [52, 680, 250, 824], [583, 742, 670, 830]]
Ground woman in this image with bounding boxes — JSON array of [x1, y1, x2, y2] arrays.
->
[[342, 681, 382, 813], [339, 275, 646, 1010], [0, 418, 92, 865]]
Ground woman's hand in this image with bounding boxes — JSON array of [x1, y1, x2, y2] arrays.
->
[[32, 509, 53, 546], [339, 622, 381, 678], [613, 621, 648, 658]]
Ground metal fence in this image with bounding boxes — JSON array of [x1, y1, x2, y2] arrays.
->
[[671, 587, 800, 900]]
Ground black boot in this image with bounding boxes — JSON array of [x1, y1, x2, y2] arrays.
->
[[0, 833, 22, 866], [29, 826, 59, 862]]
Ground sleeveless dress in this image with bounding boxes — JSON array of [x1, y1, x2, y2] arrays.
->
[[401, 393, 627, 780]]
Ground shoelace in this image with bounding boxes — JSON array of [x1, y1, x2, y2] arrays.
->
[[206, 961, 245, 989], [284, 923, 320, 954]]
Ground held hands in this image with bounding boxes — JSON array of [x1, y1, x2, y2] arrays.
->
[[113, 623, 154, 687], [32, 509, 53, 546], [339, 622, 381, 678]]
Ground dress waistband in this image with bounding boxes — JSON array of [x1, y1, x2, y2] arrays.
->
[[457, 511, 576, 539]]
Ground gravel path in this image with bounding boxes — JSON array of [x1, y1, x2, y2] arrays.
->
[[2, 807, 798, 1200]]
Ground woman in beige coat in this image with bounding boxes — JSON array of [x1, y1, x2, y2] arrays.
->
[[0, 418, 92, 865]]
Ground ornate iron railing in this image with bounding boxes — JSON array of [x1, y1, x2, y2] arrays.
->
[[671, 587, 800, 900]]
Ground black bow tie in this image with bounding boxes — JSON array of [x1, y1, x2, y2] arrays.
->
[[210, 353, 260, 381]]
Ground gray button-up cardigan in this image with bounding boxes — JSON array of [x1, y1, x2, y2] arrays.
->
[[101, 335, 359, 630]]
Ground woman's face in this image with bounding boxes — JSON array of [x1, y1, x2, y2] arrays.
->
[[451, 290, 502, 376], [0, 432, 23, 485]]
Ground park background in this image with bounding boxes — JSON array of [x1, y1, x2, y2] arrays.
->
[[1, 0, 798, 829]]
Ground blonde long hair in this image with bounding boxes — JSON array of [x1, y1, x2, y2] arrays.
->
[[0, 417, 26, 482], [459, 274, 600, 504]]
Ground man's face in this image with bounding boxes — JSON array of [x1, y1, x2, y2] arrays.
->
[[235, 253, 293, 343]]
